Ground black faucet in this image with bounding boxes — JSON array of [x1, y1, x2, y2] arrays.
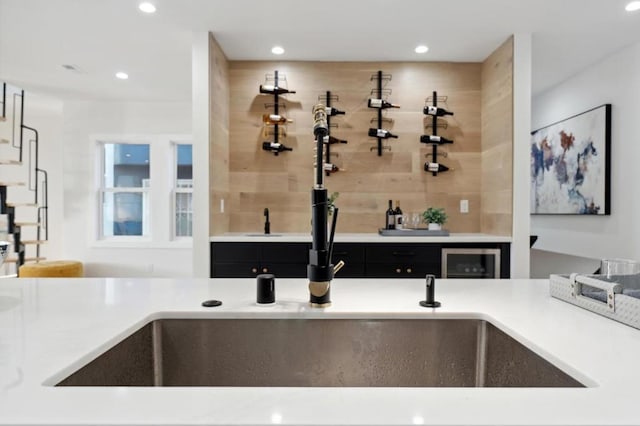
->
[[264, 208, 270, 235]]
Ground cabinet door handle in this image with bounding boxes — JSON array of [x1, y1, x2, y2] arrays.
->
[[262, 267, 269, 273], [251, 267, 258, 274], [407, 268, 412, 273], [396, 268, 402, 274], [392, 251, 415, 257]]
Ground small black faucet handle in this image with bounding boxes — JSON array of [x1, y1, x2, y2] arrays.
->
[[264, 208, 270, 235], [420, 274, 441, 308]]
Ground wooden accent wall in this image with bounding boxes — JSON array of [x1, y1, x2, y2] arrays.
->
[[222, 61, 484, 234], [480, 37, 514, 236], [209, 35, 230, 234]]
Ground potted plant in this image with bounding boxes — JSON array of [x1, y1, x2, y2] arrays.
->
[[422, 207, 447, 231]]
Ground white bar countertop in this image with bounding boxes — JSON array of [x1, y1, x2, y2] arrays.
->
[[1, 277, 639, 425], [211, 232, 512, 243]]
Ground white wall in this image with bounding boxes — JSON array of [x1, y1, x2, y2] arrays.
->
[[532, 41, 640, 265], [62, 101, 193, 277]]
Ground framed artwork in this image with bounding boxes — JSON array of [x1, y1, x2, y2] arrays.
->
[[531, 104, 611, 215]]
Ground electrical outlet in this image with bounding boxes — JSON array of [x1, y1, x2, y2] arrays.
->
[[460, 199, 469, 214]]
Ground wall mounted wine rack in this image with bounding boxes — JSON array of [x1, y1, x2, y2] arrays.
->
[[318, 91, 347, 176], [260, 70, 294, 156], [368, 70, 396, 156], [422, 90, 454, 176]]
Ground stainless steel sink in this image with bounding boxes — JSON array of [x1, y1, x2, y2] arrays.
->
[[56, 319, 584, 387]]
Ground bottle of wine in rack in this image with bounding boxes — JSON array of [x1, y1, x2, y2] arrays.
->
[[325, 107, 345, 116], [420, 135, 453, 144], [424, 162, 450, 173], [423, 105, 454, 117], [259, 84, 296, 95], [368, 98, 400, 109], [368, 128, 398, 139], [262, 141, 293, 155], [262, 114, 293, 125], [323, 135, 348, 145]]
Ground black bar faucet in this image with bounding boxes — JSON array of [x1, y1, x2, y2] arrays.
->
[[264, 208, 270, 235]]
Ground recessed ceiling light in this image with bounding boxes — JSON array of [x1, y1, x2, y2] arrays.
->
[[626, 1, 640, 11], [271, 46, 285, 55], [415, 45, 429, 54], [138, 2, 157, 13], [115, 72, 129, 80]]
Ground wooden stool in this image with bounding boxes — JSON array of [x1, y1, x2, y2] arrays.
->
[[19, 260, 84, 278]]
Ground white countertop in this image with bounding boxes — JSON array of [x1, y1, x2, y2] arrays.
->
[[211, 232, 512, 243], [1, 277, 639, 425]]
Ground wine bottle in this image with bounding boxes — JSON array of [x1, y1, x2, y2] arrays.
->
[[394, 200, 403, 229], [386, 200, 395, 230], [262, 114, 293, 125], [423, 106, 454, 117], [420, 135, 453, 144], [323, 163, 339, 172], [323, 135, 348, 144], [262, 141, 293, 155], [368, 128, 398, 139], [325, 107, 345, 116], [368, 98, 400, 109], [424, 162, 450, 173], [259, 84, 296, 95]]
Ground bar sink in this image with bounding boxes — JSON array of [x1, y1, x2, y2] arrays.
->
[[56, 318, 584, 387]]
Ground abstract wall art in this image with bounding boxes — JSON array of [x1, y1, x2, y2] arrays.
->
[[531, 104, 611, 215]]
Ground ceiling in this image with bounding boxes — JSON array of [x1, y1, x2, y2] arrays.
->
[[1, 0, 639, 102]]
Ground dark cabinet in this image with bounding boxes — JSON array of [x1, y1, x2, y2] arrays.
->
[[210, 241, 510, 279], [211, 242, 309, 278]]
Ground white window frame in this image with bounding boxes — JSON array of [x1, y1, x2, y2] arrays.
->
[[91, 134, 192, 249], [172, 141, 193, 240]]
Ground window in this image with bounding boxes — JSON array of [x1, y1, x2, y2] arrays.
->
[[94, 135, 191, 246], [100, 143, 150, 238], [174, 143, 193, 238]]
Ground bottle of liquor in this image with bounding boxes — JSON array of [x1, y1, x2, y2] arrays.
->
[[420, 135, 453, 144], [262, 114, 293, 125], [259, 84, 296, 95], [423, 105, 454, 117], [368, 128, 399, 139], [368, 98, 400, 109], [424, 162, 450, 173], [323, 135, 348, 144], [325, 107, 345, 116], [394, 200, 403, 229], [386, 200, 395, 230], [262, 141, 293, 155]]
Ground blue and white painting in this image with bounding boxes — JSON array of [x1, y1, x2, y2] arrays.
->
[[531, 104, 611, 215]]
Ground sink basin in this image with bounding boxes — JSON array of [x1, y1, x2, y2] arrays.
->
[[244, 233, 282, 237], [56, 319, 584, 387]]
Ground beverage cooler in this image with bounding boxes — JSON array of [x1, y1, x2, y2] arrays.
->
[[441, 248, 501, 279]]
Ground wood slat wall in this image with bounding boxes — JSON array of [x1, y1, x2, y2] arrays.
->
[[221, 61, 485, 234], [209, 35, 230, 235], [480, 37, 514, 236]]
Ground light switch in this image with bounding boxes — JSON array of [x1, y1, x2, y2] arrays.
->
[[460, 199, 469, 213]]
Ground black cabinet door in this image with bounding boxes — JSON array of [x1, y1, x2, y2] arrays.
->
[[366, 262, 440, 278]]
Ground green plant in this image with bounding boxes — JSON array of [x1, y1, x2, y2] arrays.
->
[[422, 207, 447, 225]]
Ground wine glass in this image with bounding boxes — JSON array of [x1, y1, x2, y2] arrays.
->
[[409, 212, 422, 229]]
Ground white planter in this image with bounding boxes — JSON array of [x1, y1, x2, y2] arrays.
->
[[428, 223, 442, 231]]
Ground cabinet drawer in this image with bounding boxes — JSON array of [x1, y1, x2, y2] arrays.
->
[[261, 243, 309, 263], [212, 263, 260, 278], [335, 263, 365, 278], [366, 262, 440, 278], [366, 245, 440, 263], [212, 243, 259, 263], [260, 263, 308, 278], [331, 243, 365, 264]]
